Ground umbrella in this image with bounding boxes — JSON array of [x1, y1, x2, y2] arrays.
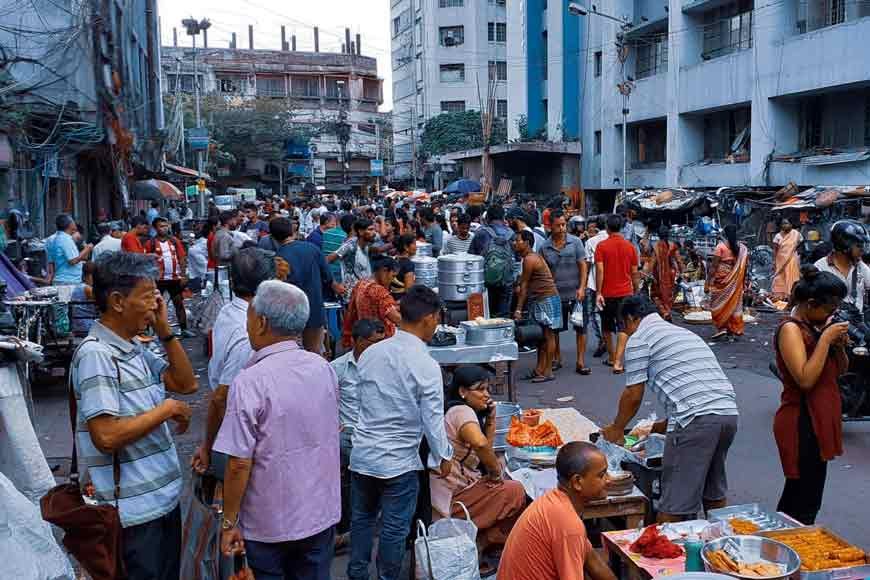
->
[[132, 179, 183, 201], [443, 179, 481, 195]]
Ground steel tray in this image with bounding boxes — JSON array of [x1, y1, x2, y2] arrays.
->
[[707, 503, 799, 532], [758, 526, 870, 580]]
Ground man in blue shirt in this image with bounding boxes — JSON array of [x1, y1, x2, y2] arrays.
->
[[146, 201, 161, 238], [49, 214, 92, 285]]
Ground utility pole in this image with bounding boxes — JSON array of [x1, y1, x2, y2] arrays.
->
[[616, 39, 634, 211], [174, 58, 186, 166], [411, 104, 418, 190], [375, 120, 381, 195], [181, 17, 211, 217]]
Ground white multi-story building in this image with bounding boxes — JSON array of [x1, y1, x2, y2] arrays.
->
[[580, 0, 870, 196], [390, 0, 510, 182]]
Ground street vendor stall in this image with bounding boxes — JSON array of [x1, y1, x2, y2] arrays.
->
[[428, 339, 519, 401]]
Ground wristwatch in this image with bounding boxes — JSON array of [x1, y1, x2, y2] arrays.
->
[[222, 516, 238, 531]]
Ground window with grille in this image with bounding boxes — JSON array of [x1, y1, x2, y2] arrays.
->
[[635, 35, 668, 79], [439, 26, 464, 46], [634, 121, 667, 165], [440, 63, 465, 83], [488, 61, 507, 82], [488, 22, 507, 43], [542, 31, 548, 80], [828, 0, 845, 25], [702, 0, 753, 60], [393, 17, 401, 37], [441, 100, 466, 113], [256, 76, 286, 98], [218, 76, 244, 94], [488, 0, 506, 5], [594, 52, 602, 77], [168, 74, 195, 93], [497, 99, 508, 118], [594, 131, 602, 155], [439, 0, 463, 6], [702, 107, 751, 160], [325, 78, 349, 99], [292, 76, 320, 98]]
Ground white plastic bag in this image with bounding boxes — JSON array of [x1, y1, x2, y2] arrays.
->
[[570, 301, 584, 328], [0, 472, 75, 579], [415, 502, 481, 580]]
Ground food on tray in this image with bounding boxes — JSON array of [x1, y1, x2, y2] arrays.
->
[[465, 317, 512, 326], [766, 530, 866, 571], [684, 310, 713, 322], [629, 525, 683, 559], [729, 518, 761, 535], [707, 550, 782, 577], [507, 416, 564, 448]]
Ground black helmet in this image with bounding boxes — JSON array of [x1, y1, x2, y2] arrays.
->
[[830, 220, 870, 253]]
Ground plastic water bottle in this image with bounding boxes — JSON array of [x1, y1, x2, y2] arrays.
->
[[684, 534, 705, 572]]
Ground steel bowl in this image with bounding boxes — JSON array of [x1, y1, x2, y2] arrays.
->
[[702, 535, 801, 580]]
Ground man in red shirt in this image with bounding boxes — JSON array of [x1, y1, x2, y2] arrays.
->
[[498, 442, 616, 580], [595, 214, 640, 373], [121, 215, 149, 254], [146, 217, 192, 337]]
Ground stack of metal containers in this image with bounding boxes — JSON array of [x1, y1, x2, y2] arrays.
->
[[412, 256, 438, 289], [437, 253, 485, 302]]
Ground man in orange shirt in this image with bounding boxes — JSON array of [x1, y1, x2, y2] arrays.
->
[[498, 442, 617, 580], [121, 216, 150, 254]]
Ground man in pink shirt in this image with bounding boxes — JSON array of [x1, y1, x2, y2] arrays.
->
[[216, 280, 340, 578]]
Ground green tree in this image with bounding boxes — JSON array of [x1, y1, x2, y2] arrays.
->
[[421, 110, 506, 156]]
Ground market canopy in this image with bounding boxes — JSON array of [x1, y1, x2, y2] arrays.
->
[[132, 179, 184, 201], [164, 162, 213, 182], [770, 185, 870, 211], [623, 188, 709, 213], [443, 179, 480, 195]]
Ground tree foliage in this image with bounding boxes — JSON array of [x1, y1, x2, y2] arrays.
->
[[421, 110, 507, 156]]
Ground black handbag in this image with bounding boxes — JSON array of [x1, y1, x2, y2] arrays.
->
[[515, 318, 544, 346]]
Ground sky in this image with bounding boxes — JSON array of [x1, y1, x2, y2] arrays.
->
[[157, 0, 393, 111]]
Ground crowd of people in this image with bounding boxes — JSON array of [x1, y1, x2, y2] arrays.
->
[[43, 188, 870, 580]]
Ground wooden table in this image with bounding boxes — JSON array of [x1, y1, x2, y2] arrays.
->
[[586, 486, 648, 530]]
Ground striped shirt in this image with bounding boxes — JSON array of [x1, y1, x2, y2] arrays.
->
[[72, 321, 182, 528], [443, 234, 473, 255], [624, 314, 738, 431]]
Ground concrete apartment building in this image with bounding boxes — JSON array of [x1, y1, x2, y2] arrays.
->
[[390, 0, 510, 182], [580, 0, 870, 196], [161, 41, 384, 191]]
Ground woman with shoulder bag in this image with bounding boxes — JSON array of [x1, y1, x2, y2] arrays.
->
[[773, 265, 849, 524]]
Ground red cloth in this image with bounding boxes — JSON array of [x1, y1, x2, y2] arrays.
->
[[342, 279, 398, 348], [121, 231, 145, 253], [207, 231, 216, 269], [773, 317, 846, 478], [595, 233, 638, 299]]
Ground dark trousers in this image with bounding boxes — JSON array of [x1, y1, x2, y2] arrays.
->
[[487, 285, 513, 318], [777, 399, 828, 524], [122, 505, 182, 580], [338, 431, 353, 534], [348, 471, 420, 580], [245, 526, 336, 580]]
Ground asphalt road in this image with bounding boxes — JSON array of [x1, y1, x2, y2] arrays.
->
[[31, 311, 870, 580]]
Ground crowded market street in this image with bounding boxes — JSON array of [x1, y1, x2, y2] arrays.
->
[[29, 311, 870, 578]]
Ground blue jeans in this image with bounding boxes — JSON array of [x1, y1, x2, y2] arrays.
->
[[347, 471, 420, 580], [245, 525, 335, 580], [339, 430, 353, 534]]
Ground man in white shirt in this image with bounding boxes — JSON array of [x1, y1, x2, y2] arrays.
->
[[331, 318, 386, 549], [814, 220, 870, 312], [91, 221, 124, 261], [583, 216, 608, 357], [192, 248, 276, 479]]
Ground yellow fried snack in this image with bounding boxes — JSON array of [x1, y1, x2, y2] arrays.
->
[[730, 518, 761, 535], [767, 530, 866, 571]]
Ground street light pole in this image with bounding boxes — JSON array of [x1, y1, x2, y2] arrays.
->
[[182, 17, 211, 217]]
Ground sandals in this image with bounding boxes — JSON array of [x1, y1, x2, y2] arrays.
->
[[612, 368, 625, 375], [552, 361, 564, 371], [520, 371, 553, 382], [576, 366, 592, 375], [602, 360, 614, 367], [711, 330, 729, 341]]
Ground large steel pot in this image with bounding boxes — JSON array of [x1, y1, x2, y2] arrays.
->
[[439, 283, 484, 302], [415, 242, 433, 257], [702, 536, 801, 580], [460, 320, 515, 345], [438, 253, 484, 272], [438, 270, 484, 285]]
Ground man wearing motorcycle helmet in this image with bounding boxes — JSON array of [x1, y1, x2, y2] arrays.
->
[[814, 220, 870, 312]]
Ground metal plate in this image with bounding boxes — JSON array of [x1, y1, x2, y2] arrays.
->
[[707, 503, 799, 532]]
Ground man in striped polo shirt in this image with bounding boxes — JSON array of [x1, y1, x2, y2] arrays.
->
[[72, 252, 198, 579], [601, 295, 738, 522]]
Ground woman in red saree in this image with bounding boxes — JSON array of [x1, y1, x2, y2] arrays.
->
[[342, 256, 402, 348], [707, 224, 749, 339], [650, 226, 682, 321]]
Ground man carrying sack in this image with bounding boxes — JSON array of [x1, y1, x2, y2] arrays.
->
[[43, 251, 198, 580]]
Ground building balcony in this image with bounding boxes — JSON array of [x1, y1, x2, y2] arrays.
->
[[774, 17, 870, 98], [679, 161, 751, 187], [625, 75, 667, 123], [768, 158, 870, 187], [679, 49, 752, 114], [626, 166, 667, 189]]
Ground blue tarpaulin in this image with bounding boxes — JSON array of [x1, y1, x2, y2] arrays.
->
[[0, 253, 35, 298], [443, 179, 481, 195]]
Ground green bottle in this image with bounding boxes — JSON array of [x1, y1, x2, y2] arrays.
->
[[684, 534, 705, 572]]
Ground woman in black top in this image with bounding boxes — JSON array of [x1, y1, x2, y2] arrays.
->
[[390, 232, 417, 298]]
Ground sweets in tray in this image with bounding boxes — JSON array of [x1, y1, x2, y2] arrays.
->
[[763, 528, 866, 572]]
